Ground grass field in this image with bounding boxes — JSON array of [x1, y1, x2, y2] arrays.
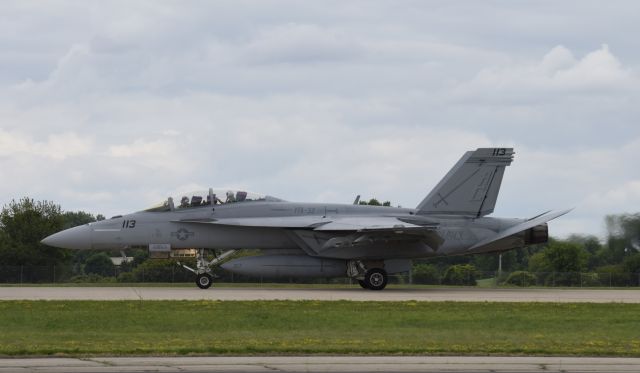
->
[[0, 300, 639, 356]]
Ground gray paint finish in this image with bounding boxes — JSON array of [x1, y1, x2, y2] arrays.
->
[[41, 148, 570, 288]]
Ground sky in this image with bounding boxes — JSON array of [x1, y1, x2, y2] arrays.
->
[[1, 1, 639, 239]]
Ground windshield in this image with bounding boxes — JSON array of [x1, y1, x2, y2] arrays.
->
[[144, 188, 285, 212]]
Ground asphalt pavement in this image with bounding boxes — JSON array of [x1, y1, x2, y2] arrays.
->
[[1, 286, 639, 302], [1, 356, 640, 373]]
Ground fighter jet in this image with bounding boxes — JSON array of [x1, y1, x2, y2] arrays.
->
[[42, 148, 570, 290]]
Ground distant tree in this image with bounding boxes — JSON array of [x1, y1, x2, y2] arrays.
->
[[362, 198, 381, 206], [604, 213, 640, 264], [84, 252, 115, 277], [623, 253, 640, 285], [412, 263, 440, 284], [442, 264, 477, 286], [96, 214, 106, 221], [62, 211, 97, 229], [527, 241, 590, 286], [529, 241, 588, 273], [565, 234, 604, 270], [0, 198, 67, 265], [504, 271, 537, 287], [566, 234, 602, 254], [358, 198, 391, 206], [119, 259, 194, 283], [131, 248, 149, 267]]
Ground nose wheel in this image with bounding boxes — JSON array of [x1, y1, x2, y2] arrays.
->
[[196, 273, 213, 289]]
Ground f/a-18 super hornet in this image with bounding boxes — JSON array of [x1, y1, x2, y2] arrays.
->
[[42, 148, 570, 290]]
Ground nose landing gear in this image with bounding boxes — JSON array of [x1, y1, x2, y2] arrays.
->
[[196, 273, 213, 289], [178, 249, 237, 289]]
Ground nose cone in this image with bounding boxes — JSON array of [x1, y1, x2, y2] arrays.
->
[[41, 225, 92, 250]]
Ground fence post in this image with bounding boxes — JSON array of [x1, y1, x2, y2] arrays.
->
[[609, 272, 612, 288], [53, 265, 55, 284], [20, 265, 23, 284]]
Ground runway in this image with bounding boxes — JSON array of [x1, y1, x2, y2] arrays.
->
[[1, 356, 639, 372], [1, 286, 639, 302]]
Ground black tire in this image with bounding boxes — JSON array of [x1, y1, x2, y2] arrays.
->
[[358, 279, 369, 289], [196, 273, 213, 289], [364, 268, 388, 291]]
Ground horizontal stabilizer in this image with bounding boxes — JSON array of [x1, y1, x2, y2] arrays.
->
[[467, 208, 573, 251]]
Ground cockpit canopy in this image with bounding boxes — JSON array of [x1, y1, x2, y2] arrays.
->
[[144, 188, 285, 212]]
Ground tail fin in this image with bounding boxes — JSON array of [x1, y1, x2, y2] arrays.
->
[[416, 148, 514, 217]]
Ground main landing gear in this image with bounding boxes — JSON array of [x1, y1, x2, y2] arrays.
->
[[178, 249, 237, 289], [349, 261, 388, 291]]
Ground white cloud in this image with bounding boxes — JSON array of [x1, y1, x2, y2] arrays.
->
[[583, 180, 640, 215], [242, 23, 363, 65], [0, 1, 638, 240], [107, 139, 174, 158], [0, 129, 92, 160], [452, 44, 637, 103]]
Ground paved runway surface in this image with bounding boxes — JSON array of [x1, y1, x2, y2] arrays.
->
[[1, 356, 639, 372], [1, 286, 639, 302]]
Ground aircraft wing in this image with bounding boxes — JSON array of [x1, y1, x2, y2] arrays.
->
[[179, 215, 443, 252], [312, 216, 435, 231], [176, 216, 329, 229], [467, 208, 573, 251], [178, 215, 436, 231], [285, 217, 442, 255]]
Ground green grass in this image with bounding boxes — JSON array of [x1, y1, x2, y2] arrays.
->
[[476, 278, 498, 287], [0, 300, 638, 357]]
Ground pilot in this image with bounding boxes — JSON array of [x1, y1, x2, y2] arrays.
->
[[226, 190, 236, 203], [180, 196, 189, 208]]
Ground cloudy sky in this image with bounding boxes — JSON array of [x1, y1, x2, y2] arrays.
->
[[1, 1, 639, 238]]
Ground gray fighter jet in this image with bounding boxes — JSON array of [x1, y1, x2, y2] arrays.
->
[[42, 148, 570, 290]]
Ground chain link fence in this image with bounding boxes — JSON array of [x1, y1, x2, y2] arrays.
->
[[1, 264, 639, 287]]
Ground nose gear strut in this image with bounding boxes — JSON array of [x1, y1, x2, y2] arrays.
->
[[177, 249, 237, 289]]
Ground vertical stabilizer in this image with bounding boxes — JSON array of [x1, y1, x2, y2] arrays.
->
[[416, 148, 514, 217]]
